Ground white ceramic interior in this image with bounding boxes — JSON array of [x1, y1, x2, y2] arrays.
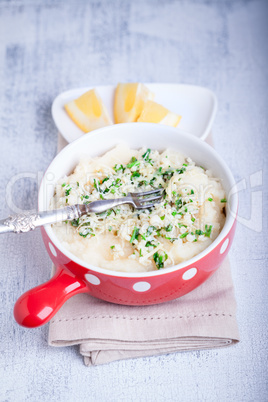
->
[[39, 123, 238, 278]]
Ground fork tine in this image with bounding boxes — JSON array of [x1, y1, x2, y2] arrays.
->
[[138, 195, 163, 203], [136, 202, 161, 210], [130, 189, 162, 197]]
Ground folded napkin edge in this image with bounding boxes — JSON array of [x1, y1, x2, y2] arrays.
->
[[49, 313, 239, 346], [83, 338, 239, 366]]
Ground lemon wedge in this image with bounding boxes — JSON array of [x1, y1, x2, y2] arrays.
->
[[137, 100, 181, 127], [114, 83, 154, 123], [64, 89, 112, 133]]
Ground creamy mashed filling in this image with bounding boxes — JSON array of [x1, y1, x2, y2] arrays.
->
[[51, 144, 226, 273]]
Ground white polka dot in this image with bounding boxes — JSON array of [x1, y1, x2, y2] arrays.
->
[[220, 238, 229, 254], [182, 268, 197, 280], [85, 274, 101, 285], [133, 281, 151, 292], [48, 242, 57, 257]]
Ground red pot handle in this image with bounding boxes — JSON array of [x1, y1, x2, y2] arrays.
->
[[14, 267, 88, 328]]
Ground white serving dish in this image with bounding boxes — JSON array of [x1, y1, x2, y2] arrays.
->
[[51, 83, 217, 143]]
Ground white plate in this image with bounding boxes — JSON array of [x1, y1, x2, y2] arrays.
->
[[51, 83, 217, 143]]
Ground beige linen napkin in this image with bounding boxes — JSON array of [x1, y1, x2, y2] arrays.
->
[[48, 133, 239, 366]]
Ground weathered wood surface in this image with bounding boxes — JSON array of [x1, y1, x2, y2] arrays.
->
[[0, 1, 267, 400]]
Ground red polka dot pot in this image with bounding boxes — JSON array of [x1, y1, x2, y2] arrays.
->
[[14, 123, 238, 328]]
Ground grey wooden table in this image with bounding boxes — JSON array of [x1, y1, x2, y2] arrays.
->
[[1, 1, 267, 401]]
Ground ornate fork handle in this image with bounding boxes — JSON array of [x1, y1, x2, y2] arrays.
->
[[0, 196, 132, 234], [0, 191, 160, 234], [0, 205, 83, 234]]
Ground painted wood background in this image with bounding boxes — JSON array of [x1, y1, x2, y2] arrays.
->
[[0, 0, 267, 400]]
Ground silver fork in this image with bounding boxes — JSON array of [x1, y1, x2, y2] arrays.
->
[[0, 189, 163, 234]]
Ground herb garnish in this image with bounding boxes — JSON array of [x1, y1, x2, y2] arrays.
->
[[79, 227, 95, 238], [204, 225, 212, 237], [176, 167, 186, 175], [130, 227, 139, 244], [195, 230, 204, 235], [127, 157, 140, 169], [65, 186, 72, 196], [145, 241, 157, 248], [142, 148, 152, 163], [153, 251, 168, 269], [93, 179, 100, 192], [113, 164, 124, 173], [180, 232, 188, 239], [131, 171, 141, 179], [165, 224, 173, 232]]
